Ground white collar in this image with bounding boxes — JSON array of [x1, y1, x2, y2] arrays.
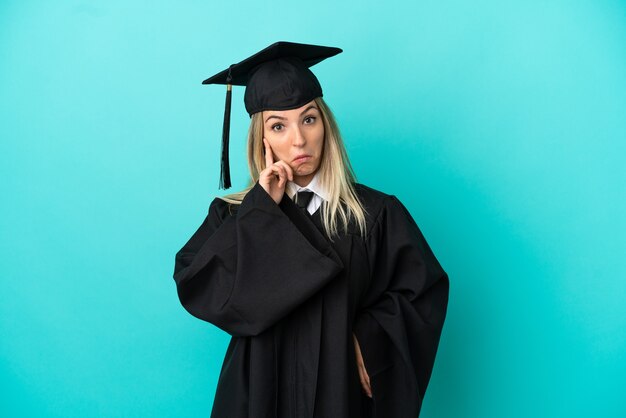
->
[[286, 170, 328, 201]]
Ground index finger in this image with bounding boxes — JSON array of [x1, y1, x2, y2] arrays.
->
[[263, 138, 274, 168]]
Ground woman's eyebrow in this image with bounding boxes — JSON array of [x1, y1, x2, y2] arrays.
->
[[265, 115, 286, 123], [300, 105, 318, 115], [265, 105, 319, 123]]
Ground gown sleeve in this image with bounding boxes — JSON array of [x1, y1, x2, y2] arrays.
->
[[173, 181, 344, 337], [352, 195, 449, 417]]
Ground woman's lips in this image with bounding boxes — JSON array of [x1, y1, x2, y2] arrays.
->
[[293, 155, 312, 164]]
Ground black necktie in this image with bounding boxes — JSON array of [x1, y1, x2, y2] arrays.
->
[[294, 191, 314, 213]]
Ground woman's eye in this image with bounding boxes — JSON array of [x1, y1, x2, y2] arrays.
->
[[304, 116, 316, 124], [272, 124, 284, 132]]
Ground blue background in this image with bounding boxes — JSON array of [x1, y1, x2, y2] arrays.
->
[[1, 1, 625, 416]]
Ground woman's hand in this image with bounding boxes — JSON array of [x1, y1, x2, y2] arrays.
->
[[259, 138, 294, 205], [353, 332, 372, 398]]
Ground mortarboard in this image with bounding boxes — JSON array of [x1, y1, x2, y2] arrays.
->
[[202, 41, 343, 189]]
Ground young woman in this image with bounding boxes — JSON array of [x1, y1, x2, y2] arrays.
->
[[173, 41, 449, 418]]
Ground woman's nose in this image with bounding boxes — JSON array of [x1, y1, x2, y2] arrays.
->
[[291, 125, 306, 146]]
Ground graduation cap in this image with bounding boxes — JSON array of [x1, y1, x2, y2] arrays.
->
[[202, 41, 343, 189]]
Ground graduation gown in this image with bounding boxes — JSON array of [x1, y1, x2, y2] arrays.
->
[[173, 181, 449, 418]]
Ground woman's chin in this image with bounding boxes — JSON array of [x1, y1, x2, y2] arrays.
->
[[292, 166, 320, 185], [293, 166, 315, 177]]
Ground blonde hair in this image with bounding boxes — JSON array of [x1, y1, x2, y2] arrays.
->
[[219, 97, 367, 240]]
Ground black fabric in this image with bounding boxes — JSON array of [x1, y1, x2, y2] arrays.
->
[[243, 57, 322, 116], [172, 182, 450, 417], [202, 41, 342, 116], [294, 190, 314, 212]]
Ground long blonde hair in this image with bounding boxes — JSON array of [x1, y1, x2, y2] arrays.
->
[[220, 97, 367, 240]]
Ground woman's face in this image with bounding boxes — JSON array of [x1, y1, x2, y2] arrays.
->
[[263, 100, 324, 187]]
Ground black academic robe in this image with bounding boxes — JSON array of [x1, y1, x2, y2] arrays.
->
[[173, 181, 449, 418]]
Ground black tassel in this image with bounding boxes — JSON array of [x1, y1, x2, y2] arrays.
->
[[219, 82, 232, 190]]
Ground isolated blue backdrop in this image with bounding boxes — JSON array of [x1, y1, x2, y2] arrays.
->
[[1, 1, 624, 417]]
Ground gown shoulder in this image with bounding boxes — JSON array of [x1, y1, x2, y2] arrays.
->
[[353, 182, 392, 204], [208, 196, 240, 222], [353, 182, 402, 237]]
